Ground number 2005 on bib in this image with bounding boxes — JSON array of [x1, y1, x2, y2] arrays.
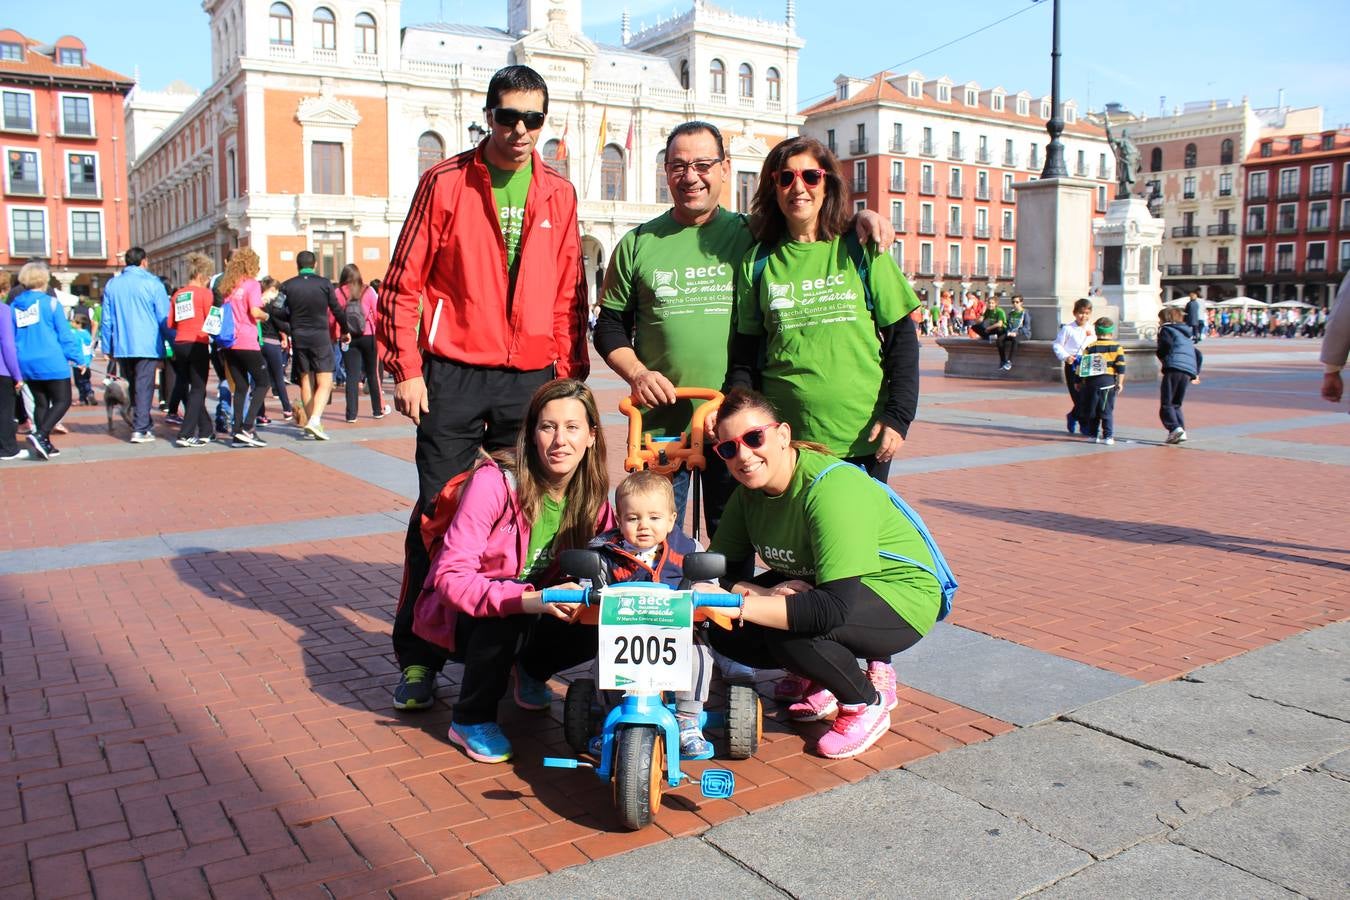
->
[[597, 587, 693, 693]]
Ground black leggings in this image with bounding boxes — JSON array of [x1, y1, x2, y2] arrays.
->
[[343, 335, 381, 419], [223, 348, 269, 433], [708, 576, 923, 705], [261, 341, 292, 414], [28, 378, 72, 440], [172, 342, 214, 440], [447, 612, 598, 725]]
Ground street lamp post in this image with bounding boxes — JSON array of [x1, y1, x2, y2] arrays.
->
[[1039, 0, 1068, 179], [467, 122, 486, 149]]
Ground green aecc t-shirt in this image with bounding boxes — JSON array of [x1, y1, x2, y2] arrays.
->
[[710, 448, 942, 635], [521, 495, 565, 583], [736, 236, 919, 457], [489, 159, 532, 301], [601, 208, 754, 437]]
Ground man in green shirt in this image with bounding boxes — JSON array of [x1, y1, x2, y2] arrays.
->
[[594, 122, 892, 535]]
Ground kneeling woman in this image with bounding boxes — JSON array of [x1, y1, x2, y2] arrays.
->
[[414, 379, 614, 763], [708, 388, 943, 760]]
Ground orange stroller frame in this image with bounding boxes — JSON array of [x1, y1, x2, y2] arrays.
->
[[619, 387, 723, 543]]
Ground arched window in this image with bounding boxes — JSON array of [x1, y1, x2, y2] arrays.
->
[[542, 139, 569, 179], [417, 131, 444, 175], [655, 150, 670, 203], [1184, 142, 1197, 168], [709, 59, 725, 95], [1220, 138, 1234, 165], [679, 59, 689, 90], [313, 7, 336, 50], [1150, 147, 1162, 172], [766, 67, 781, 102], [601, 144, 626, 201], [355, 12, 377, 54], [269, 2, 293, 45], [738, 63, 753, 98]]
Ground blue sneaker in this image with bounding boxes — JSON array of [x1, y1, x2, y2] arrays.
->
[[513, 664, 553, 710], [393, 665, 435, 710], [448, 721, 512, 763], [678, 715, 715, 761]]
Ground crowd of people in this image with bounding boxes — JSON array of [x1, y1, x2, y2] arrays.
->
[[0, 249, 389, 460]]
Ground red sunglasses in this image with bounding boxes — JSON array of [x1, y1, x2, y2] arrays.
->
[[713, 422, 781, 460], [776, 168, 827, 189]]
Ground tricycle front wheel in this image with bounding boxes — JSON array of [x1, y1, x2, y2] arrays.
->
[[614, 724, 664, 830]]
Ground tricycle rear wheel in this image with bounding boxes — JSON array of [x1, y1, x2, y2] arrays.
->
[[726, 683, 762, 760], [614, 725, 664, 830], [564, 678, 598, 755]]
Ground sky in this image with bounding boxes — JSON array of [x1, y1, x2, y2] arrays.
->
[[8, 0, 1350, 127]]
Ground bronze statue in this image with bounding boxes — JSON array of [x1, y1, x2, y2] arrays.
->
[[1104, 116, 1139, 200]]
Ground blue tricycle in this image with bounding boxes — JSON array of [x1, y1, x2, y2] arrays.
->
[[541, 549, 762, 830]]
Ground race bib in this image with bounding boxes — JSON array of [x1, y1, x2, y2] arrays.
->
[[201, 306, 223, 336], [174, 291, 195, 323], [1077, 353, 1109, 378], [597, 585, 693, 693], [13, 304, 39, 328]]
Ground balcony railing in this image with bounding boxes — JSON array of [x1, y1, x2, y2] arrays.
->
[[1202, 263, 1236, 275], [1247, 189, 1268, 202], [976, 148, 990, 164], [1307, 258, 1327, 272], [1307, 220, 1331, 233], [944, 261, 964, 276], [1028, 154, 1040, 170], [1182, 190, 1196, 200], [916, 260, 935, 276], [1001, 225, 1015, 240], [1309, 184, 1332, 198], [973, 223, 991, 239], [1098, 164, 1112, 179], [1218, 186, 1233, 197], [975, 185, 990, 201], [1245, 263, 1265, 275], [1002, 188, 1016, 203], [891, 218, 907, 234], [852, 178, 867, 193], [1246, 222, 1267, 235], [1003, 151, 1018, 167], [1275, 261, 1296, 274], [1172, 226, 1200, 238], [917, 220, 937, 236], [919, 181, 936, 196], [1075, 164, 1089, 177], [889, 138, 908, 154], [947, 184, 964, 198], [919, 141, 936, 157], [971, 264, 990, 278], [948, 144, 965, 161], [1277, 187, 1300, 200], [890, 178, 906, 192], [1275, 222, 1299, 234], [849, 138, 868, 156], [1206, 224, 1237, 236], [946, 223, 964, 237], [1166, 264, 1200, 276]]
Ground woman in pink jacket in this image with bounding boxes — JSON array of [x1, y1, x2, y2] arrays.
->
[[337, 264, 386, 423], [413, 378, 614, 763]]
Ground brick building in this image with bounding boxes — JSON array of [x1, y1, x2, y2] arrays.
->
[[1241, 129, 1350, 306], [801, 69, 1113, 300], [0, 30, 133, 296]]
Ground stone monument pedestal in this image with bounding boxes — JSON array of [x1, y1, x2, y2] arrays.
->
[[1093, 198, 1164, 339]]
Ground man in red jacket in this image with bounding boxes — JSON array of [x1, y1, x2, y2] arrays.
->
[[377, 65, 589, 710]]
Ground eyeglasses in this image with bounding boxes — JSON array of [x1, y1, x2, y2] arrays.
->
[[713, 422, 780, 460], [489, 107, 546, 130], [776, 168, 827, 189], [664, 158, 724, 178]]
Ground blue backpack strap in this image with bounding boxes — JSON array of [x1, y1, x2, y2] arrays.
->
[[806, 460, 957, 621], [844, 232, 873, 312]]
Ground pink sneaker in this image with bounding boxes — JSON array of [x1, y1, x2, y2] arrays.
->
[[867, 661, 898, 712], [787, 683, 837, 722], [774, 673, 809, 702], [816, 699, 891, 759]]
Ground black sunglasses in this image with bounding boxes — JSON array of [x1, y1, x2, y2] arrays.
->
[[776, 168, 827, 189], [489, 107, 546, 130], [713, 422, 780, 460]]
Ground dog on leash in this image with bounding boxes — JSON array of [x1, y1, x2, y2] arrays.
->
[[105, 377, 133, 433]]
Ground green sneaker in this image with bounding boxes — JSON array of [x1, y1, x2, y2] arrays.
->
[[393, 665, 436, 710]]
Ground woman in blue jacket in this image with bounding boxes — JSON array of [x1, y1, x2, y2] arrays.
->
[[11, 262, 83, 459]]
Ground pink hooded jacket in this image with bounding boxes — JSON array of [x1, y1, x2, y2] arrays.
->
[[412, 457, 615, 652]]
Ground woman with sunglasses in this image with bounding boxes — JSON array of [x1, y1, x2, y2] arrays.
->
[[706, 388, 942, 759], [728, 136, 921, 482], [412, 378, 614, 764]]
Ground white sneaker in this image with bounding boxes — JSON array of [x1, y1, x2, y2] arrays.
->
[[0, 448, 30, 461], [1104, 437, 1115, 445], [1173, 428, 1187, 443], [130, 431, 156, 444], [304, 421, 330, 441]]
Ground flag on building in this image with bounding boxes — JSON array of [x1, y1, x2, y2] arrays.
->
[[594, 107, 608, 158], [624, 115, 634, 156]]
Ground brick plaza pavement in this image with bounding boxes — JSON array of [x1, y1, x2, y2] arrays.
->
[[1, 338, 1346, 897]]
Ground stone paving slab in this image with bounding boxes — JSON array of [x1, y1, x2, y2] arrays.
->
[[1172, 772, 1350, 899], [1067, 678, 1350, 782], [892, 624, 1142, 726], [487, 838, 784, 899], [906, 721, 1248, 857], [1186, 620, 1350, 721], [285, 444, 420, 501], [1321, 749, 1350, 777], [702, 769, 1091, 899], [1033, 839, 1298, 899]]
